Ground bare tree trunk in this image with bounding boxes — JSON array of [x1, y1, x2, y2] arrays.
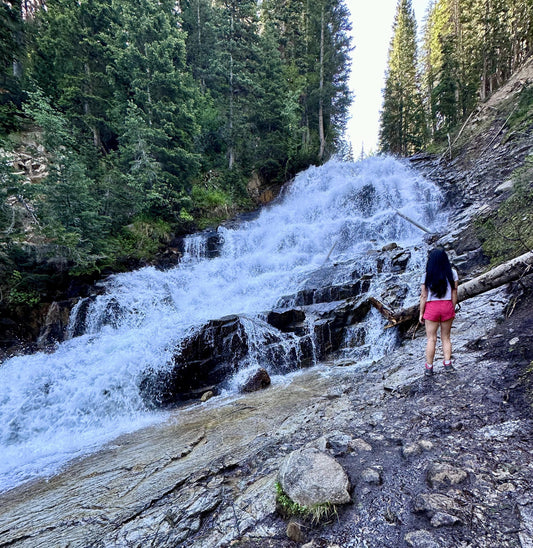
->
[[369, 251, 533, 327]]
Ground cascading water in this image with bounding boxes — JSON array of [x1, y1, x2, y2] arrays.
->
[[0, 156, 446, 492]]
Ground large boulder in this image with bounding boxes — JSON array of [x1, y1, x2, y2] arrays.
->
[[140, 315, 251, 406], [278, 447, 351, 508]]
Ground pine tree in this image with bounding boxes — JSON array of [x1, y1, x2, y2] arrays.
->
[[28, 0, 116, 152], [379, 0, 426, 155], [109, 0, 202, 218], [0, 0, 24, 133]]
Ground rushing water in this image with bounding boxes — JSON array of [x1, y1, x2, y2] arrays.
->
[[0, 156, 446, 492]]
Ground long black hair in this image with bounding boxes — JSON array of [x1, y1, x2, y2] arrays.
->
[[424, 248, 455, 298]]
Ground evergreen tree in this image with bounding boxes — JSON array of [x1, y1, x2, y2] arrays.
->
[[0, 0, 24, 133], [28, 0, 116, 152], [109, 0, 202, 218], [379, 0, 426, 155]]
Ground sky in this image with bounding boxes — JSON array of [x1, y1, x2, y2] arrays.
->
[[346, 0, 429, 155]]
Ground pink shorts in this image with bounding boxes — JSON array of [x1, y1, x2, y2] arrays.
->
[[423, 300, 455, 322]]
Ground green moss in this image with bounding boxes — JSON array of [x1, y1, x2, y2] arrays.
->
[[275, 482, 338, 524]]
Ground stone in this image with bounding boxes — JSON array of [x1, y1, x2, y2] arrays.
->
[[287, 520, 306, 542], [427, 463, 468, 488], [361, 467, 382, 485], [382, 242, 398, 252], [348, 438, 373, 453], [36, 300, 74, 348], [240, 368, 271, 393], [402, 442, 422, 458], [325, 430, 353, 456], [267, 308, 306, 332], [419, 440, 434, 451], [404, 529, 441, 548], [391, 250, 411, 272], [278, 447, 351, 508], [519, 504, 533, 548], [200, 391, 214, 402], [494, 179, 514, 194], [430, 511, 462, 527], [414, 493, 459, 518]]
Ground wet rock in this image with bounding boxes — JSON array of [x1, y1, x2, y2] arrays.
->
[[139, 315, 251, 406], [276, 280, 371, 308], [36, 300, 74, 347], [267, 309, 306, 332], [391, 250, 411, 272], [427, 463, 468, 489], [278, 447, 351, 508], [382, 242, 398, 252], [240, 368, 271, 393], [67, 297, 95, 338], [201, 391, 214, 402]]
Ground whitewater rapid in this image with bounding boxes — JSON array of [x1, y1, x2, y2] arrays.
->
[[0, 156, 446, 492]]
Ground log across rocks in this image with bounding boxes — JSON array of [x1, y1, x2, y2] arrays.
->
[[370, 250, 533, 327]]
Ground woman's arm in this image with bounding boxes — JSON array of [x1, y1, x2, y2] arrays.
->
[[419, 284, 428, 323], [452, 280, 458, 308]]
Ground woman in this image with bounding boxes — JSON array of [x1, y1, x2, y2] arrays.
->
[[419, 248, 459, 376]]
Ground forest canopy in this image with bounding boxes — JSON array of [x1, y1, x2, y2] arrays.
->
[[0, 0, 352, 287], [379, 0, 533, 154]]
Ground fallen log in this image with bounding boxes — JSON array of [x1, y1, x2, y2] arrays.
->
[[369, 250, 533, 328]]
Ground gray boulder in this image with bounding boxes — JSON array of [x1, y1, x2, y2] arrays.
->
[[278, 447, 351, 508]]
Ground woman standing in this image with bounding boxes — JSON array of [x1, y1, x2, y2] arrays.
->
[[419, 248, 459, 376]]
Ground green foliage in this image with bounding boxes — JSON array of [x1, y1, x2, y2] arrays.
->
[[475, 156, 533, 264], [379, 0, 427, 155], [0, 0, 353, 305], [275, 482, 338, 524], [420, 0, 533, 149], [110, 217, 172, 262], [7, 270, 41, 306]]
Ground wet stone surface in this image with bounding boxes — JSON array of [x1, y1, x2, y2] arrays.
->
[[1, 281, 532, 548]]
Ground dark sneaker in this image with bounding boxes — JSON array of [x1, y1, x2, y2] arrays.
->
[[424, 365, 434, 377], [443, 360, 454, 373]]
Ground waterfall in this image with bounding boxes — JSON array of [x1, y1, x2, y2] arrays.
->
[[0, 156, 446, 492]]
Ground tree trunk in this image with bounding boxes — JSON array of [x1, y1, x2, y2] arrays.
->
[[370, 251, 533, 328], [318, 5, 325, 161]]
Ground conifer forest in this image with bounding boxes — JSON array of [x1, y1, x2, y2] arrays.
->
[[1, 0, 533, 306], [380, 0, 533, 155]]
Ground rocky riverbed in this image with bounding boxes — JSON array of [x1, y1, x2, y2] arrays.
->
[[0, 272, 532, 547]]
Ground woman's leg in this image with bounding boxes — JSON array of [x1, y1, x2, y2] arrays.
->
[[440, 318, 454, 361], [425, 320, 439, 365]]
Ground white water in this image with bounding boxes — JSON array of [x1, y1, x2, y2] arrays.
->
[[0, 157, 446, 492]]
